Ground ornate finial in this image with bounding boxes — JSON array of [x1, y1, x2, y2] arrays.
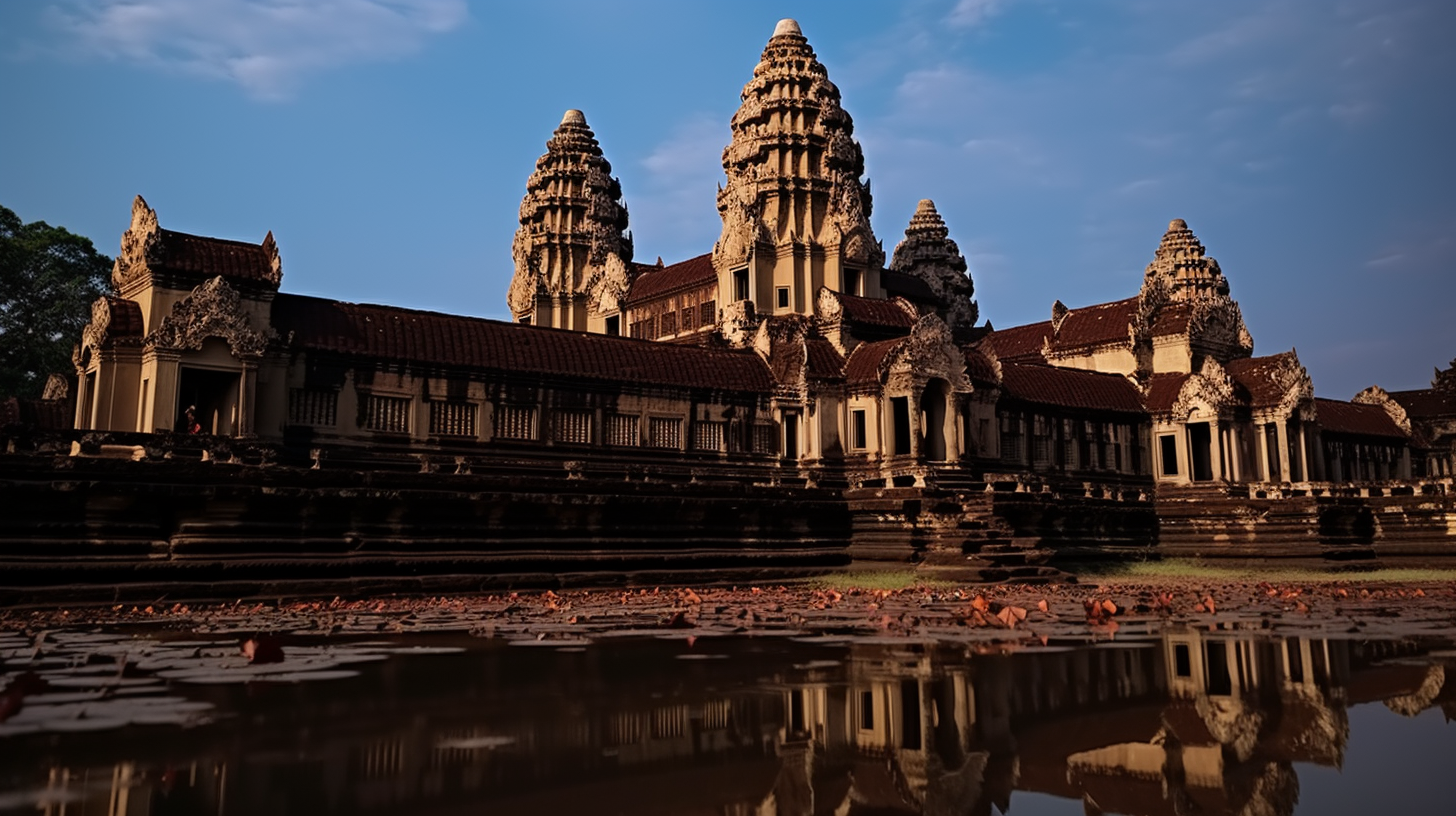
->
[[773, 18, 802, 37], [916, 199, 937, 214], [561, 109, 586, 127], [1168, 218, 1187, 231]]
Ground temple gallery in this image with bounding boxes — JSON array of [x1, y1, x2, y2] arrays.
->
[[8, 20, 1454, 594]]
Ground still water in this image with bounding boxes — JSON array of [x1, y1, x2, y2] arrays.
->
[[2, 628, 1454, 815]]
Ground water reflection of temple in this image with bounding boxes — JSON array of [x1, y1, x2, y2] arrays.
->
[[14, 634, 1453, 815]]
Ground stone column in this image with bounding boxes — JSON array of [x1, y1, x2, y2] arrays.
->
[[1273, 422, 1290, 482], [1210, 418, 1225, 480], [1296, 422, 1310, 482], [237, 362, 258, 438]]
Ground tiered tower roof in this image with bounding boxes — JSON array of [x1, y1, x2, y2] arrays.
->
[[889, 199, 978, 336], [509, 110, 633, 326], [1141, 218, 1228, 302], [714, 19, 880, 270]]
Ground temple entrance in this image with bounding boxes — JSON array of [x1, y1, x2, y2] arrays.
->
[[177, 367, 241, 435], [920, 379, 949, 461], [1188, 422, 1214, 482]]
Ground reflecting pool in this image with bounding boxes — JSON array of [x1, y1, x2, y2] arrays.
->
[[2, 628, 1454, 814]]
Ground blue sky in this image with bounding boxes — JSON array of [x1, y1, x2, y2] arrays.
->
[[2, 0, 1452, 398]]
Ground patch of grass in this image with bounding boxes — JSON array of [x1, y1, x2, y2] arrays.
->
[[1075, 558, 1456, 585], [808, 570, 954, 591]]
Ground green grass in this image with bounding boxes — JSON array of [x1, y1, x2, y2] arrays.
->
[[807, 570, 956, 591], [1076, 558, 1456, 584]]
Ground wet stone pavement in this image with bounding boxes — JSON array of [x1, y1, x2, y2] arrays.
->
[[2, 582, 1455, 815]]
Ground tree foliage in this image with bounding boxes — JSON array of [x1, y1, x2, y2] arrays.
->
[[0, 205, 112, 398]]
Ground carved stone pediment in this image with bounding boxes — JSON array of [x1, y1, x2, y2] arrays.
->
[[111, 195, 161, 291], [1353, 385, 1413, 434], [1167, 357, 1237, 419], [145, 277, 274, 358], [882, 315, 972, 394]]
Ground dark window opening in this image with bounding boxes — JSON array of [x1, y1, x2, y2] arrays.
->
[[1205, 642, 1233, 695], [789, 690, 805, 734], [1159, 434, 1179, 476], [733, 268, 749, 301], [604, 315, 620, 336], [845, 267, 862, 296], [776, 286, 790, 309], [899, 679, 922, 750], [860, 690, 875, 730], [1174, 643, 1192, 678], [177, 367, 241, 436], [1189, 422, 1214, 481], [852, 409, 867, 449], [783, 412, 799, 459], [892, 397, 912, 455]]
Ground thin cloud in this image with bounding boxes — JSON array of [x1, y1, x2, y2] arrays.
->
[[946, 0, 1006, 30], [44, 0, 468, 100], [631, 113, 726, 262]]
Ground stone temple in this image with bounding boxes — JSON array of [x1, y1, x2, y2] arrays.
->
[[13, 19, 1453, 590]]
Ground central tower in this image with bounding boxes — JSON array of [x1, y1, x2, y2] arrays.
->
[[713, 19, 883, 320]]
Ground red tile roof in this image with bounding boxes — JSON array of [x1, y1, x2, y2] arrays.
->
[[153, 228, 279, 286], [1388, 388, 1456, 419], [983, 320, 1051, 361], [1227, 351, 1301, 407], [998, 363, 1145, 413], [837, 293, 916, 328], [963, 347, 999, 384], [102, 296, 145, 340], [1050, 297, 1137, 352], [1149, 300, 1192, 336], [844, 338, 901, 387], [1315, 398, 1406, 439], [805, 338, 846, 381], [271, 294, 773, 393], [625, 253, 716, 303], [1144, 372, 1192, 412]]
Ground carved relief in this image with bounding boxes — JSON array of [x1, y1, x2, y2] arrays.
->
[[1165, 357, 1237, 419], [1353, 385, 1413, 434], [713, 19, 883, 284], [508, 110, 634, 322], [111, 195, 161, 291], [889, 199, 978, 337], [882, 315, 972, 394], [1141, 218, 1229, 302], [145, 277, 274, 358]]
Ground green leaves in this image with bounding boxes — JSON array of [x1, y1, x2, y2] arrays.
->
[[0, 205, 112, 398]]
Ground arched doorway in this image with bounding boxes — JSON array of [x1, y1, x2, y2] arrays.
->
[[920, 379, 950, 462]]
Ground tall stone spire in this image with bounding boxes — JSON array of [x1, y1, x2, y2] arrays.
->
[[714, 19, 882, 318], [1140, 218, 1228, 302], [509, 109, 633, 332], [889, 199, 978, 337]]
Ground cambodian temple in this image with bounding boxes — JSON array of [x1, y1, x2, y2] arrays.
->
[[24, 18, 1451, 591]]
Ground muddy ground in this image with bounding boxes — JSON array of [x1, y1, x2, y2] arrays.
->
[[4, 578, 1455, 644]]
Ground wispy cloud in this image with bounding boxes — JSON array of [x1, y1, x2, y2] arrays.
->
[[946, 0, 1006, 30], [631, 113, 727, 261], [44, 0, 468, 100]]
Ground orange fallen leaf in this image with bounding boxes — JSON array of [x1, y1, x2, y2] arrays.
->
[[1201, 596, 1216, 614], [1036, 599, 1049, 613], [996, 606, 1028, 629], [971, 595, 991, 613]]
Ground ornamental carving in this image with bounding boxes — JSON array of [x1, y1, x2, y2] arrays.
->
[[1141, 218, 1229, 302], [1353, 385, 1413, 434], [1165, 357, 1237, 420], [713, 19, 883, 281], [882, 315, 972, 395], [145, 276, 273, 358], [508, 110, 634, 321], [111, 195, 161, 291]]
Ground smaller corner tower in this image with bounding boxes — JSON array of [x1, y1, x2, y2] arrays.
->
[[509, 109, 634, 333], [889, 199, 978, 339]]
